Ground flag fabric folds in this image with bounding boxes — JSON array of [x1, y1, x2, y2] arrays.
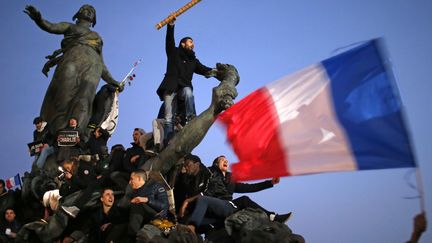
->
[[6, 174, 21, 189], [218, 39, 416, 182], [100, 92, 119, 135]]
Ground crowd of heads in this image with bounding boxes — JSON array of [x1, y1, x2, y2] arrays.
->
[[0, 110, 246, 242]]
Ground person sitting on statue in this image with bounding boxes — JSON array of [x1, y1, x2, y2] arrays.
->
[[58, 158, 89, 199], [87, 188, 128, 242], [85, 126, 110, 161], [60, 152, 117, 219], [0, 180, 15, 219], [175, 154, 212, 222], [32, 116, 55, 170], [88, 84, 118, 130], [184, 155, 292, 233], [127, 170, 169, 240], [109, 128, 146, 191], [56, 117, 86, 163], [148, 108, 185, 154], [123, 128, 147, 172], [0, 208, 21, 242], [24, 5, 123, 138], [156, 17, 216, 144]]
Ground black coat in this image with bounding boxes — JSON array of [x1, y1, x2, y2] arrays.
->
[[33, 123, 53, 145], [55, 125, 86, 162], [156, 24, 212, 100], [174, 163, 212, 211], [0, 219, 21, 240], [131, 180, 169, 218], [88, 204, 127, 242], [204, 165, 273, 201], [85, 129, 110, 156], [59, 161, 97, 197], [122, 143, 145, 173]]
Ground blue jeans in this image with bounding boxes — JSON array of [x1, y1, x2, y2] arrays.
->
[[163, 87, 196, 141], [179, 87, 196, 119], [35, 145, 55, 169], [188, 195, 236, 227]]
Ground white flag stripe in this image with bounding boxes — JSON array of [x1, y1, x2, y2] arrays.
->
[[266, 64, 357, 175]]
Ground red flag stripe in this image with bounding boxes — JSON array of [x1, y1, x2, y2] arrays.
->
[[218, 87, 289, 181], [5, 179, 13, 189]]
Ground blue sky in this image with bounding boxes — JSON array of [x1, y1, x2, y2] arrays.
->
[[1, 1, 431, 242]]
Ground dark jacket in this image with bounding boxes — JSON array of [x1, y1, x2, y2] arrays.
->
[[59, 161, 97, 197], [56, 125, 86, 162], [204, 164, 273, 201], [85, 129, 110, 157], [88, 204, 127, 242], [0, 219, 21, 241], [174, 163, 212, 211], [187, 163, 212, 198], [122, 143, 145, 173], [33, 123, 53, 145], [131, 180, 169, 218], [156, 24, 212, 100]]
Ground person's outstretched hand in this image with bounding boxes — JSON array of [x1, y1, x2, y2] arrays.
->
[[168, 13, 176, 26]]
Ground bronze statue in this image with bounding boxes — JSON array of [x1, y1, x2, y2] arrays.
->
[[17, 63, 239, 242], [24, 5, 122, 138]]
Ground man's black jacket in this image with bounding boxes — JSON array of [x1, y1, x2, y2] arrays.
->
[[204, 164, 273, 201], [156, 24, 212, 100]]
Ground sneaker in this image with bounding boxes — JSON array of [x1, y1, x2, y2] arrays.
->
[[144, 149, 158, 157], [61, 206, 80, 218], [274, 212, 292, 223], [154, 143, 161, 153]]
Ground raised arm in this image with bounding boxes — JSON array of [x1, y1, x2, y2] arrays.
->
[[234, 180, 273, 193], [24, 5, 70, 34], [165, 22, 176, 56]]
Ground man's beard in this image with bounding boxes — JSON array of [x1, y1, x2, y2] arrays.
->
[[184, 48, 196, 59], [181, 47, 195, 60]]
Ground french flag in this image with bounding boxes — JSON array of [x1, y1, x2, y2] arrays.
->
[[6, 174, 21, 190], [218, 39, 416, 181]]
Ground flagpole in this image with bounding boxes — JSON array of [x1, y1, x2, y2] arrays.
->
[[18, 173, 22, 190], [415, 167, 426, 212]]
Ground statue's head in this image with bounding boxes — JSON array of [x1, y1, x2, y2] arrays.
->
[[73, 4, 96, 27]]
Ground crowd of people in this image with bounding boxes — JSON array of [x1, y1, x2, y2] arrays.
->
[[1, 118, 294, 242], [0, 10, 295, 242], [1, 4, 424, 243]]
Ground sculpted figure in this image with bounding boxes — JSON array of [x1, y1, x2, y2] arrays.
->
[[17, 63, 238, 242], [24, 5, 122, 138]]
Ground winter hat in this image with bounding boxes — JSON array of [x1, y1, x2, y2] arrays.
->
[[33, 117, 43, 124]]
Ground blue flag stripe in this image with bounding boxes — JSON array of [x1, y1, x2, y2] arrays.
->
[[322, 39, 416, 170]]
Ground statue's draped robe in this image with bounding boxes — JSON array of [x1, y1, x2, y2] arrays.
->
[[41, 24, 104, 135]]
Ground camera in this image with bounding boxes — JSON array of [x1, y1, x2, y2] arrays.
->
[[57, 166, 66, 180]]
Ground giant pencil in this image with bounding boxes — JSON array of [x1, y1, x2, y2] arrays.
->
[[155, 0, 202, 30]]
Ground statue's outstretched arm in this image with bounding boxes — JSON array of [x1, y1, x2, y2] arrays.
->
[[24, 5, 70, 34], [143, 63, 240, 174], [101, 53, 122, 89]]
